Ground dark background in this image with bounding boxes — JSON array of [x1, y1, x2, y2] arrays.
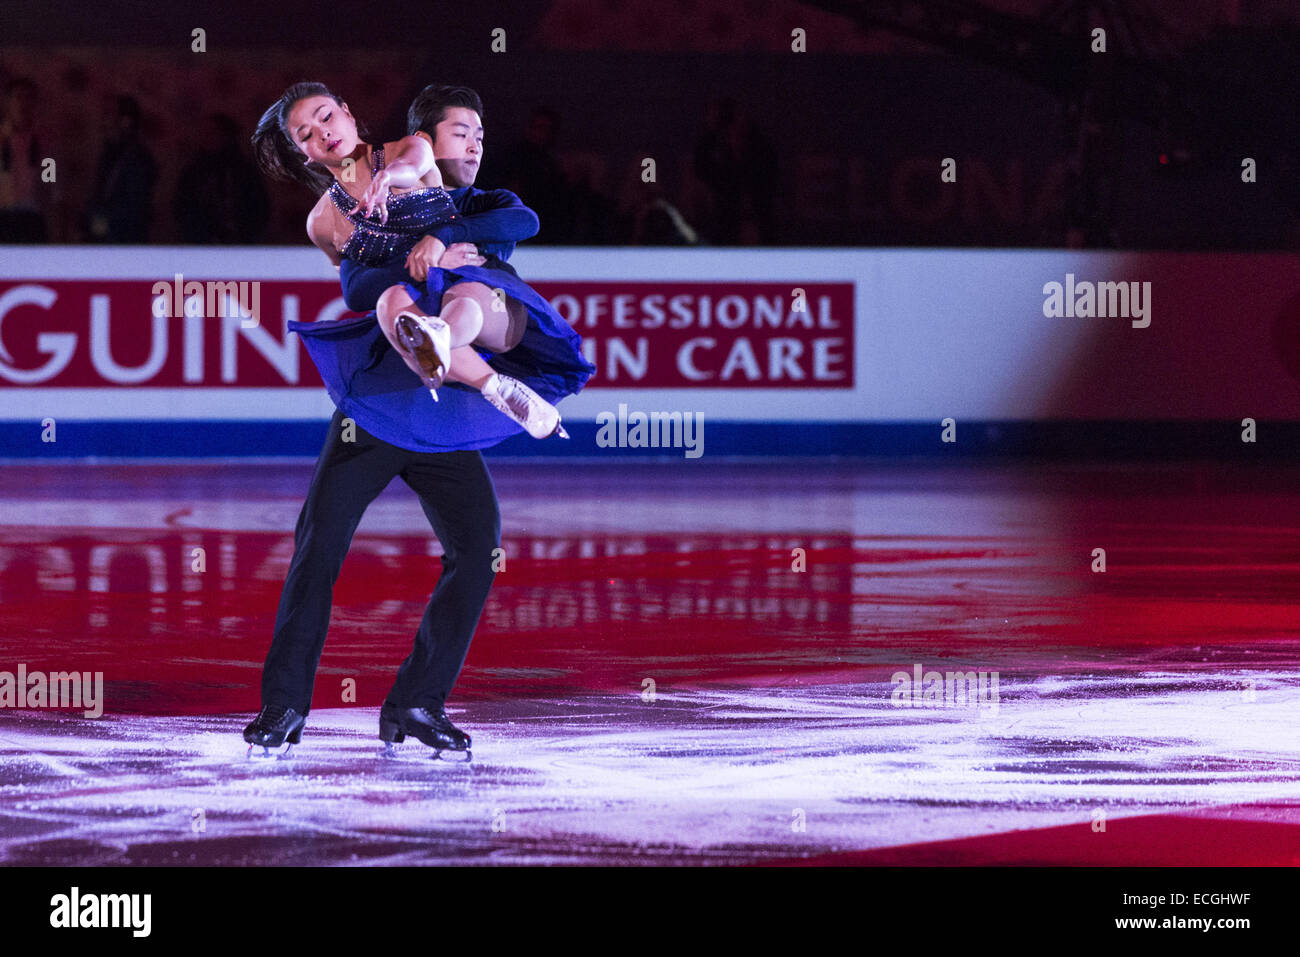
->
[[1, 0, 1297, 248]]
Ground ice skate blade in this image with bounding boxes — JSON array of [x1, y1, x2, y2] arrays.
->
[[379, 741, 472, 762], [246, 742, 295, 761]]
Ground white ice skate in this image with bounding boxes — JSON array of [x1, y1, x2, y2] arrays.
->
[[480, 372, 569, 440], [394, 310, 453, 401]]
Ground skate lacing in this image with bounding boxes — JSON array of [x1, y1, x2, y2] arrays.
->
[[416, 707, 470, 748], [495, 377, 538, 420], [257, 704, 289, 724], [483, 374, 565, 439]]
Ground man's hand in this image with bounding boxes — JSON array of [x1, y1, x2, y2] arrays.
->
[[437, 242, 487, 269], [405, 235, 447, 282]]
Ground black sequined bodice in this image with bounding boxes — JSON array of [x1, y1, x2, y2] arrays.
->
[[326, 146, 461, 266]]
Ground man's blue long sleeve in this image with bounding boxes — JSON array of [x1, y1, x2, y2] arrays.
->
[[339, 258, 411, 314], [432, 187, 538, 249], [339, 186, 539, 314]]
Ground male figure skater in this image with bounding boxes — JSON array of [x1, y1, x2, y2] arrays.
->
[[244, 86, 545, 759]]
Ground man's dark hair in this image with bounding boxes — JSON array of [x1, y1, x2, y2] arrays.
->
[[407, 85, 484, 137]]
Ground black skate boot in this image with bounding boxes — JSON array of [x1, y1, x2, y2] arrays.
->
[[379, 701, 472, 761], [243, 704, 305, 759]]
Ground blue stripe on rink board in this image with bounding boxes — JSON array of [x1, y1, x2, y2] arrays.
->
[[0, 421, 1294, 460]]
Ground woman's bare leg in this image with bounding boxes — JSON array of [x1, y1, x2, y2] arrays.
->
[[445, 345, 497, 390], [375, 284, 480, 387], [371, 286, 520, 390], [440, 282, 527, 352], [437, 284, 550, 428], [372, 280, 561, 437]]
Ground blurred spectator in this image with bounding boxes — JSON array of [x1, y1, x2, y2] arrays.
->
[[567, 162, 619, 244], [174, 113, 269, 243], [84, 95, 156, 242], [631, 184, 700, 245], [0, 77, 50, 242], [693, 98, 776, 245], [500, 106, 572, 243]]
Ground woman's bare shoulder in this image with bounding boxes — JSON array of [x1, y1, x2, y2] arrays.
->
[[306, 192, 339, 228], [306, 194, 344, 246]]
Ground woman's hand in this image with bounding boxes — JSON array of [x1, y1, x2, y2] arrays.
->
[[405, 238, 488, 281], [405, 235, 446, 282], [356, 168, 392, 224]]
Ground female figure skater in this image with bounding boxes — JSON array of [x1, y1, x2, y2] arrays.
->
[[252, 81, 588, 444], [242, 82, 593, 759]]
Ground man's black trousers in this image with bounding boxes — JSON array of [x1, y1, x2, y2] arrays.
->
[[260, 410, 500, 715]]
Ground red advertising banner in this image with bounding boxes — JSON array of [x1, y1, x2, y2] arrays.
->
[[0, 279, 855, 389], [532, 281, 855, 388], [0, 280, 336, 388]]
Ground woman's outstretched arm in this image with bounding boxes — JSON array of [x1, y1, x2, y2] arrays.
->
[[356, 135, 439, 220]]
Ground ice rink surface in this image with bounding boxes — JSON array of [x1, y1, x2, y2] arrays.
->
[[1, 460, 1298, 865]]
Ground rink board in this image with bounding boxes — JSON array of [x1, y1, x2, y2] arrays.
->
[[0, 247, 1295, 458]]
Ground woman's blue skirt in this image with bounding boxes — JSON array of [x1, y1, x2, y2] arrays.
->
[[287, 264, 595, 453]]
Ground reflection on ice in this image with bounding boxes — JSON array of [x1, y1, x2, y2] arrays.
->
[[2, 671, 1298, 866]]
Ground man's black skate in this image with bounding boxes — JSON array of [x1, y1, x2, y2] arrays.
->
[[379, 702, 472, 761], [243, 704, 305, 759]]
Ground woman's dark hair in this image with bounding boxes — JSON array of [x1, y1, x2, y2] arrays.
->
[[252, 81, 368, 195], [407, 84, 484, 137]]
